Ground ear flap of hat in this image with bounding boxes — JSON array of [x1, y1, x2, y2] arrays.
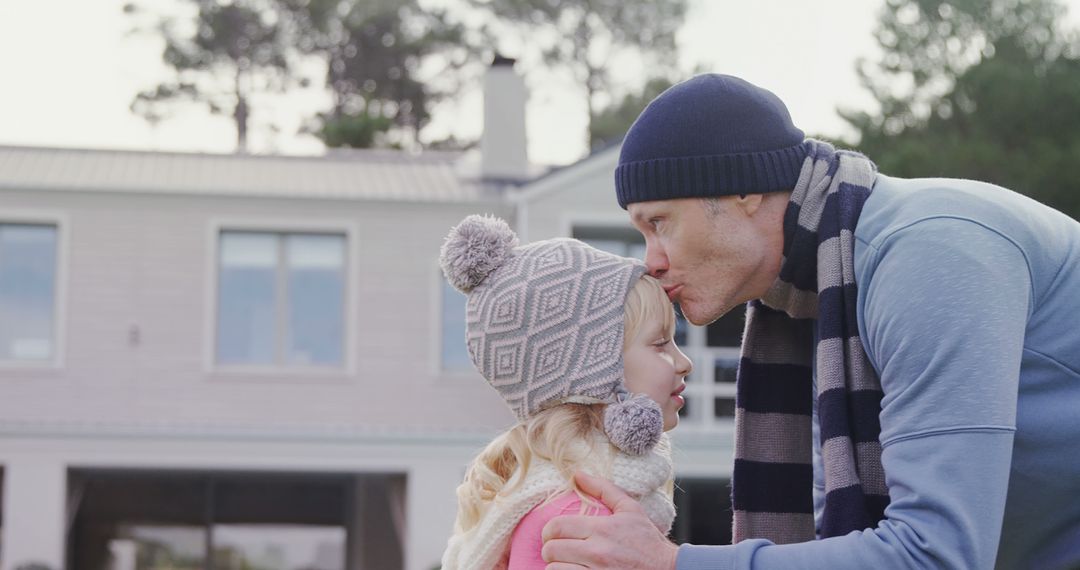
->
[[603, 391, 664, 455]]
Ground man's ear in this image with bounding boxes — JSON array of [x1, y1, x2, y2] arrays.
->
[[734, 193, 764, 217]]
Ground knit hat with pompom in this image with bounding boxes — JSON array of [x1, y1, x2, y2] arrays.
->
[[439, 214, 664, 455]]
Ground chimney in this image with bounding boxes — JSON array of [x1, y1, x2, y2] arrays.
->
[[481, 55, 529, 182]]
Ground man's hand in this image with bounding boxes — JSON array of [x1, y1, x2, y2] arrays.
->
[[541, 471, 679, 570]]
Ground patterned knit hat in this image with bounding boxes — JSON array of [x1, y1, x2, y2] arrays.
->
[[439, 214, 664, 455], [615, 73, 811, 209]]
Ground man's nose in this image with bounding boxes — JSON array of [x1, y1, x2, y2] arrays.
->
[[645, 244, 668, 277]]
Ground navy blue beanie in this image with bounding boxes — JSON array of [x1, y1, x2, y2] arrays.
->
[[615, 74, 810, 209]]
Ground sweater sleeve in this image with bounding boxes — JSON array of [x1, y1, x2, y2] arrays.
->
[[678, 217, 1031, 570], [508, 492, 612, 569]]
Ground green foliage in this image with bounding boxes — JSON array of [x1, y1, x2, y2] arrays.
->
[[315, 111, 396, 149], [473, 0, 687, 150], [845, 0, 1080, 219], [283, 0, 472, 148]]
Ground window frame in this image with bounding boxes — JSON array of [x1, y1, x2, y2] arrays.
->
[[204, 217, 358, 378], [0, 209, 68, 370], [431, 261, 479, 378]]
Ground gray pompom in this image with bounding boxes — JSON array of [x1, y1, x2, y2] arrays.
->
[[440, 214, 519, 293], [604, 393, 664, 455]]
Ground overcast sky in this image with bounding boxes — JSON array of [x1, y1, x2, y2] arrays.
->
[[1, 0, 1077, 165]]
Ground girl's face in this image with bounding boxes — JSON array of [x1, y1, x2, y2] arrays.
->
[[622, 312, 693, 431]]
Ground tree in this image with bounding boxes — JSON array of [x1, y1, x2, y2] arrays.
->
[[128, 0, 477, 151], [472, 0, 687, 151], [849, 0, 1067, 134], [588, 76, 673, 151], [126, 0, 300, 152], [282, 0, 472, 149], [844, 0, 1080, 219]]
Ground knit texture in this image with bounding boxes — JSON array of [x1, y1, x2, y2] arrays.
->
[[615, 74, 810, 208], [440, 215, 665, 454], [732, 139, 887, 543], [441, 432, 675, 570]]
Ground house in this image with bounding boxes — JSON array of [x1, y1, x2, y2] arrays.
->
[[0, 60, 739, 570]]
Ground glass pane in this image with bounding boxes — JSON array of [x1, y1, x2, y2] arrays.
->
[[108, 525, 207, 570], [706, 304, 746, 347], [286, 234, 345, 366], [713, 397, 736, 418], [572, 226, 645, 259], [442, 280, 472, 371], [217, 232, 278, 365], [714, 358, 739, 383], [0, 224, 57, 361], [213, 525, 345, 570]]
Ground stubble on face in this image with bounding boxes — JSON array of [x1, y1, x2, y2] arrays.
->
[[675, 199, 749, 326], [680, 195, 787, 325]]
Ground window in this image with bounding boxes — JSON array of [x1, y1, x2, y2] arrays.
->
[[573, 224, 742, 427], [441, 279, 472, 371], [216, 231, 345, 368], [702, 305, 745, 420], [0, 223, 58, 362], [571, 226, 647, 260]]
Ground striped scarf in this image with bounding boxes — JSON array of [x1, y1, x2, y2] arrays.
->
[[731, 139, 889, 544]]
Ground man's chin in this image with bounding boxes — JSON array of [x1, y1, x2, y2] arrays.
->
[[681, 302, 730, 326], [679, 304, 709, 326]]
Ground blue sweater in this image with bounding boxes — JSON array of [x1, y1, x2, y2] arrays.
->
[[678, 174, 1080, 569]]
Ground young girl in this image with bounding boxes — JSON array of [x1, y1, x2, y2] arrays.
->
[[438, 214, 692, 570]]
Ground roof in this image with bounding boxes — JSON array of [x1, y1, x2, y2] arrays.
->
[[513, 142, 621, 204], [0, 145, 498, 203]]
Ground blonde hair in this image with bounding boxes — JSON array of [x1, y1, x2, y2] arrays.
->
[[452, 274, 677, 534], [623, 274, 677, 349]]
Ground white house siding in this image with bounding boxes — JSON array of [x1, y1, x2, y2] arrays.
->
[[0, 143, 736, 570], [514, 149, 623, 243], [0, 160, 517, 570], [0, 188, 513, 432]]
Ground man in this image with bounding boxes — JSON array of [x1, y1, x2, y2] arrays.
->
[[541, 74, 1080, 569]]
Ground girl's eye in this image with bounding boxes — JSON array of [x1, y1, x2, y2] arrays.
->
[[653, 339, 671, 348]]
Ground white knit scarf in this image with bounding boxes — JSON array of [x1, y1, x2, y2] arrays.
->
[[441, 432, 676, 570]]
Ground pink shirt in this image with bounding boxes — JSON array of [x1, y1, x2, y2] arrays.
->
[[506, 492, 613, 569]]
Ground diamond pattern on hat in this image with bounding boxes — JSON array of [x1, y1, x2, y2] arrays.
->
[[581, 265, 631, 323], [579, 317, 624, 374], [464, 237, 648, 420], [531, 274, 580, 333], [486, 281, 527, 333], [528, 327, 577, 385], [489, 335, 525, 386]]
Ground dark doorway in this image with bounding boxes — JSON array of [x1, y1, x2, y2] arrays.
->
[[671, 477, 733, 546], [67, 469, 404, 570]]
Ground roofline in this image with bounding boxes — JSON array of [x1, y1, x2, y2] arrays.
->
[[0, 143, 464, 164], [511, 143, 621, 204], [0, 181, 507, 207]]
